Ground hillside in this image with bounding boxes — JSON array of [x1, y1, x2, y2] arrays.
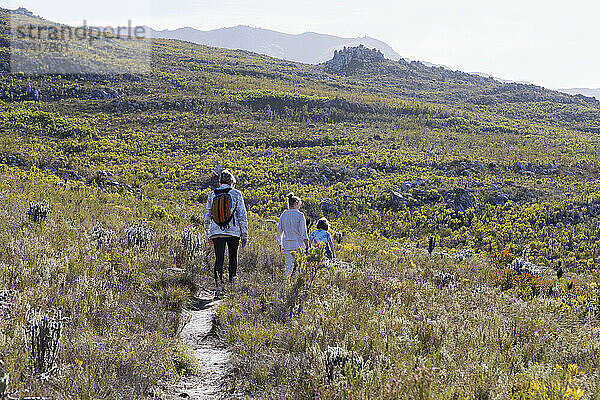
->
[[2, 9, 600, 261], [145, 24, 402, 64], [2, 8, 600, 261], [2, 8, 600, 399]]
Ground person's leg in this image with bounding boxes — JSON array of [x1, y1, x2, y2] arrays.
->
[[283, 249, 295, 280], [213, 238, 226, 290], [226, 236, 240, 284]]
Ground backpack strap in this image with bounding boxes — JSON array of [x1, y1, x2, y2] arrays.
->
[[214, 187, 232, 195]]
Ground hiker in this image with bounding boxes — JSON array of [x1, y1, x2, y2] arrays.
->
[[203, 169, 248, 299], [276, 193, 309, 280], [309, 217, 336, 260]]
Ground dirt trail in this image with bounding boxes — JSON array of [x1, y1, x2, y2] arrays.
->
[[170, 296, 231, 399]]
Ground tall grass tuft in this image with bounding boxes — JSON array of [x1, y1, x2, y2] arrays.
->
[[428, 235, 435, 255], [180, 226, 202, 256]]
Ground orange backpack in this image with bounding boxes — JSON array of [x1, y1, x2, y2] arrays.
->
[[211, 188, 236, 229]]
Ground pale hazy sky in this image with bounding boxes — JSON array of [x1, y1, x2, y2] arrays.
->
[[4, 0, 599, 89]]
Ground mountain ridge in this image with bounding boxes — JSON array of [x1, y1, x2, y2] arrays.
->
[[558, 88, 600, 100], [2, 6, 597, 109], [145, 24, 402, 64], [3, 6, 566, 89]]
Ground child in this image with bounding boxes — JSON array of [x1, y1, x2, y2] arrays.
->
[[309, 218, 336, 260]]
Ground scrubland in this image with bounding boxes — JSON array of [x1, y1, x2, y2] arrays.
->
[[2, 9, 600, 399]]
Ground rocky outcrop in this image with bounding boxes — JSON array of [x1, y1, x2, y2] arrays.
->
[[106, 98, 201, 113], [10, 7, 35, 17], [325, 45, 385, 74], [390, 191, 408, 209], [489, 194, 510, 206], [321, 198, 340, 215], [4, 153, 28, 168], [445, 188, 476, 212], [0, 83, 125, 102], [88, 88, 121, 100]]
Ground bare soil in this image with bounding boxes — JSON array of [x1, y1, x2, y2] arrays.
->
[[166, 296, 231, 399]]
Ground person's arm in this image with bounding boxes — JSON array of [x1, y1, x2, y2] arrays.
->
[[236, 191, 249, 247], [203, 192, 214, 243], [328, 239, 336, 259], [301, 213, 309, 249], [276, 213, 284, 253]]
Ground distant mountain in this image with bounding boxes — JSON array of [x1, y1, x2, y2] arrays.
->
[[558, 88, 600, 100], [145, 25, 401, 64]]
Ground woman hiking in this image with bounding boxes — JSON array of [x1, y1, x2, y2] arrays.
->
[[276, 193, 309, 280], [204, 169, 248, 299]]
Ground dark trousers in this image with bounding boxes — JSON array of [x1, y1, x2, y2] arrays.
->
[[213, 236, 240, 286]]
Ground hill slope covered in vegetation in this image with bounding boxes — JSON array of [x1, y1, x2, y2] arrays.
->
[[2, 8, 600, 399], [2, 9, 600, 269]]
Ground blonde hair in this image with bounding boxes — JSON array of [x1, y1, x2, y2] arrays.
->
[[220, 169, 236, 185], [287, 192, 301, 208]]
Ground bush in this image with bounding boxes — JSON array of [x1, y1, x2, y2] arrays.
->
[[509, 364, 584, 400], [489, 269, 555, 300], [150, 204, 168, 220], [27, 201, 51, 223], [155, 283, 193, 312], [25, 308, 65, 376], [125, 222, 153, 248], [90, 223, 114, 249]]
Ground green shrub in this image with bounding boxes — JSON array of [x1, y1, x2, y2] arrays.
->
[[170, 345, 198, 376]]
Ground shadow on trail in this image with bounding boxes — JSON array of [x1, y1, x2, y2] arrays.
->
[[188, 297, 215, 311]]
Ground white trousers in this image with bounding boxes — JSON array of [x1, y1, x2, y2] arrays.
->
[[283, 250, 296, 280]]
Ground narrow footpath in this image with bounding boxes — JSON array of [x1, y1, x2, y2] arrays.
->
[[170, 297, 231, 399]]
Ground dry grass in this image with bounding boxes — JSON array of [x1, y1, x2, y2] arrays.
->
[[0, 166, 210, 399], [217, 234, 600, 399], [3, 163, 600, 399]]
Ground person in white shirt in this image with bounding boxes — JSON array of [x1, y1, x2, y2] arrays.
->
[[276, 193, 309, 280]]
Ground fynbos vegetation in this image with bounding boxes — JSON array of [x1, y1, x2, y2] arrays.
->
[[26, 201, 51, 223], [2, 7, 600, 399], [25, 308, 65, 376], [125, 222, 154, 248], [89, 223, 114, 249]]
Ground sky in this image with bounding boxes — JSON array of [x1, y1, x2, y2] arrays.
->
[[3, 0, 599, 89]]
